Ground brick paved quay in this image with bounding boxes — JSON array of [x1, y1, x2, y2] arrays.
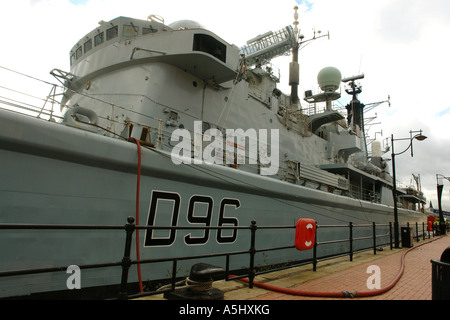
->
[[218, 235, 450, 300]]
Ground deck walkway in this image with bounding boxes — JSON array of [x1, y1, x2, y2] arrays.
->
[[138, 234, 449, 302], [216, 234, 449, 300]]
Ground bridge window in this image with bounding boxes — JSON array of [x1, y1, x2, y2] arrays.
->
[[106, 26, 118, 40], [84, 39, 92, 53], [94, 32, 104, 46], [143, 26, 158, 34], [75, 47, 82, 60], [123, 25, 139, 37], [193, 34, 226, 63]]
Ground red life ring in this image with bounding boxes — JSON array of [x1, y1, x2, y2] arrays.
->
[[295, 219, 316, 251]]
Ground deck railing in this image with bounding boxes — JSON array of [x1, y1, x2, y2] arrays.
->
[[0, 218, 444, 300]]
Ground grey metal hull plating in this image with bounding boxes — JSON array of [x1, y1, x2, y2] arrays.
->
[[0, 108, 425, 298]]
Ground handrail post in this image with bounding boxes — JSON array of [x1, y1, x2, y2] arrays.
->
[[225, 254, 230, 281], [118, 217, 136, 300], [373, 222, 377, 255], [313, 224, 318, 271], [416, 222, 419, 242], [248, 220, 257, 288], [171, 260, 178, 291], [349, 222, 353, 262], [389, 222, 393, 250], [423, 222, 426, 241]]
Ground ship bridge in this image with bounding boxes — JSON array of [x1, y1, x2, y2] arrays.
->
[[66, 16, 239, 89], [69, 16, 167, 67]]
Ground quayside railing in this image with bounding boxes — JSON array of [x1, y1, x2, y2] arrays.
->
[[0, 218, 442, 300]]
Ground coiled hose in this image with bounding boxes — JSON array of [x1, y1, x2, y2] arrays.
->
[[233, 237, 440, 298]]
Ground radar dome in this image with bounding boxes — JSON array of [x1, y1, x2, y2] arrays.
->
[[168, 20, 204, 30], [317, 67, 342, 92]]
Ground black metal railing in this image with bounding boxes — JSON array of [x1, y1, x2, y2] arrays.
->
[[0, 218, 439, 300]]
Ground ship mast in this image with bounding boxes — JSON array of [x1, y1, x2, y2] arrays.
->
[[289, 6, 329, 107], [343, 74, 365, 137], [343, 74, 391, 159], [290, 6, 300, 106], [342, 74, 368, 157]]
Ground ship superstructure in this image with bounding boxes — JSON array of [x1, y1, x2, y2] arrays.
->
[[58, 15, 397, 203]]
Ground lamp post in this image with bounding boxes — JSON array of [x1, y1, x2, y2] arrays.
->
[[391, 130, 427, 248], [436, 174, 449, 235]]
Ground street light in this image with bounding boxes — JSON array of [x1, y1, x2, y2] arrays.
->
[[391, 130, 427, 248], [436, 174, 449, 235]]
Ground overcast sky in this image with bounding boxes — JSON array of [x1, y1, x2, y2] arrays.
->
[[1, 0, 450, 209]]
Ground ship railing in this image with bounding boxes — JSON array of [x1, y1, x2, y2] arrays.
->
[[0, 65, 66, 121], [0, 217, 441, 300], [300, 101, 346, 117], [349, 184, 382, 203]]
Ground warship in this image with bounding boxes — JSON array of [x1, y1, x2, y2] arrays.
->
[[0, 9, 427, 299]]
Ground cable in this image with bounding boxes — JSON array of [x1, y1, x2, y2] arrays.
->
[[231, 237, 442, 298], [130, 138, 144, 293]]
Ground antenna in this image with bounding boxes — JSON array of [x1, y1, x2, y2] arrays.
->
[[358, 54, 363, 74], [240, 26, 297, 66], [293, 6, 299, 39], [342, 74, 365, 83]]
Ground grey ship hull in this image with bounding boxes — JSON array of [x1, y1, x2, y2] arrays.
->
[[0, 108, 425, 298]]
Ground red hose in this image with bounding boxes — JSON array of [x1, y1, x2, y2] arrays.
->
[[131, 138, 143, 293], [232, 238, 439, 298]]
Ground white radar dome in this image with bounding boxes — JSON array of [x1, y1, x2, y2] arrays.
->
[[317, 66, 342, 92], [168, 20, 204, 30]]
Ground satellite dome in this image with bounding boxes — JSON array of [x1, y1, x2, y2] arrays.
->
[[317, 66, 342, 92], [168, 20, 204, 30]]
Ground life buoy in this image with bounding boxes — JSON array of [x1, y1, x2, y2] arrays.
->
[[295, 219, 316, 251]]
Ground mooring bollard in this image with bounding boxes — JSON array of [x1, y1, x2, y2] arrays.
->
[[164, 263, 225, 300]]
